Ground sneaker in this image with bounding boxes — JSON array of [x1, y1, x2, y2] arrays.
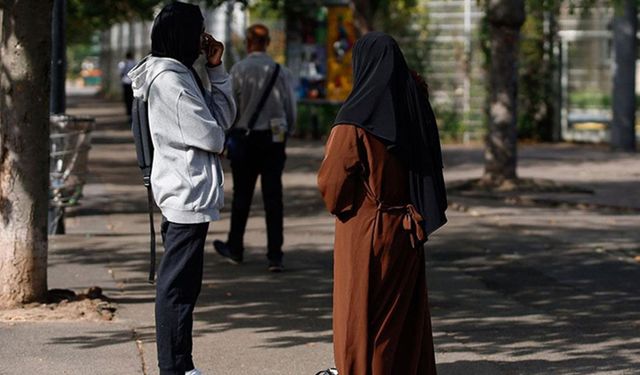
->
[[185, 369, 202, 375], [213, 240, 242, 265], [268, 259, 284, 273], [315, 369, 338, 375]]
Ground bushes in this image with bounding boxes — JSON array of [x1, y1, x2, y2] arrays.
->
[[295, 102, 341, 139]]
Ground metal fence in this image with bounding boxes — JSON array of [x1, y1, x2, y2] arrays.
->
[[49, 115, 94, 234], [423, 1, 637, 143], [424, 0, 485, 141]]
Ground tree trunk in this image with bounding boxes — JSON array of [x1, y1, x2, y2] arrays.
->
[[611, 0, 637, 152], [547, 5, 562, 143], [519, 0, 560, 142], [350, 0, 375, 36], [483, 0, 526, 185], [0, 0, 52, 308], [50, 0, 66, 114], [99, 29, 113, 96]]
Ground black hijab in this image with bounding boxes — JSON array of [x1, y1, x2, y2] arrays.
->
[[151, 2, 205, 93], [334, 32, 447, 237]]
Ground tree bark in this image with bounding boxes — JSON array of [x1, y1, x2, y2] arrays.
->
[[483, 0, 526, 185], [50, 0, 66, 114], [611, 0, 637, 152], [99, 29, 113, 96], [519, 0, 560, 142], [350, 0, 374, 36], [0, 0, 52, 308]]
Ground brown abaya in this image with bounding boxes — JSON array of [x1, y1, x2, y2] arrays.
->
[[318, 124, 437, 375]]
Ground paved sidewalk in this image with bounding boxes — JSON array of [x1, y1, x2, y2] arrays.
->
[[1, 93, 639, 374]]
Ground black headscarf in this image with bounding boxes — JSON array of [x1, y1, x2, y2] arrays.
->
[[334, 32, 447, 237], [151, 2, 205, 93]]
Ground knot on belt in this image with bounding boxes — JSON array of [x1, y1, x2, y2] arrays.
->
[[376, 202, 426, 248]]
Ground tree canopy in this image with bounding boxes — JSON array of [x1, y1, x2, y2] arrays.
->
[[67, 0, 248, 44]]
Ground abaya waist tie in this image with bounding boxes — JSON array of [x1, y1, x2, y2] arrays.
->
[[362, 178, 426, 249]]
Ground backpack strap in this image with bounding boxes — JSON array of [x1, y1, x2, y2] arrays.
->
[[131, 97, 156, 284], [145, 183, 156, 284], [246, 63, 281, 132]]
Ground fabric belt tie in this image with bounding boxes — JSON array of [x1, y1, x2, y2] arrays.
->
[[377, 202, 426, 248]]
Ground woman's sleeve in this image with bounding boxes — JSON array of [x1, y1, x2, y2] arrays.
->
[[317, 125, 364, 217]]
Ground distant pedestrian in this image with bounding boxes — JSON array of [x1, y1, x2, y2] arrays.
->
[[118, 51, 136, 118], [128, 2, 236, 375], [317, 32, 447, 375], [213, 24, 297, 272]]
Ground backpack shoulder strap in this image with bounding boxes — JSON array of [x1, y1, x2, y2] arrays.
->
[[145, 184, 156, 284], [131, 98, 156, 283]]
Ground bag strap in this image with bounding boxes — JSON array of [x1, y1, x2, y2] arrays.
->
[[133, 98, 157, 284], [146, 184, 156, 284], [246, 63, 281, 131]]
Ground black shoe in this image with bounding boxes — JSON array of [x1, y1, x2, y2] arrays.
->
[[267, 259, 284, 273], [213, 240, 242, 265], [315, 369, 338, 375]]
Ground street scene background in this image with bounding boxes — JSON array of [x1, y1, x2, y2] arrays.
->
[[0, 1, 639, 374]]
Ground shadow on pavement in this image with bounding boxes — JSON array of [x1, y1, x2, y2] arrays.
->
[[427, 215, 640, 373], [50, 238, 334, 349], [54, 94, 640, 373]]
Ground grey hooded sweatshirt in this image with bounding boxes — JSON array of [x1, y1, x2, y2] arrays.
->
[[129, 56, 236, 224]]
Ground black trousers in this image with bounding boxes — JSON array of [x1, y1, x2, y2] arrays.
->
[[156, 219, 209, 375], [123, 83, 133, 116], [228, 130, 286, 261]]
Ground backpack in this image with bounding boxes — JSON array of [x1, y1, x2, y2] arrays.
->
[[131, 97, 156, 283]]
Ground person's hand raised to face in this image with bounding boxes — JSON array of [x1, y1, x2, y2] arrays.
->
[[201, 33, 224, 67]]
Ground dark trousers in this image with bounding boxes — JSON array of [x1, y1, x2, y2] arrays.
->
[[228, 130, 286, 261], [156, 219, 209, 375], [123, 83, 133, 116]]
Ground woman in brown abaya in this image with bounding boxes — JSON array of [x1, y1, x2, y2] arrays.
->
[[317, 32, 447, 375]]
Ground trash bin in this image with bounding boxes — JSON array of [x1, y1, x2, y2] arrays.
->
[[48, 115, 94, 235]]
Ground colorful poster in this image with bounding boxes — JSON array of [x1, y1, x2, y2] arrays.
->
[[326, 6, 355, 101], [296, 7, 328, 100]]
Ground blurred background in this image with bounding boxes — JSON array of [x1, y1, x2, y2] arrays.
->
[[66, 0, 639, 145], [1, 1, 639, 373]]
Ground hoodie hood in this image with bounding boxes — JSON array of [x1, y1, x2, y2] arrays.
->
[[151, 2, 204, 68], [128, 55, 191, 101]]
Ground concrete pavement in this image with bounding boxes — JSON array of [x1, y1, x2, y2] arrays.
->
[[0, 92, 638, 374]]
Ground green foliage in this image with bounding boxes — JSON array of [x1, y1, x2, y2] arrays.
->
[[368, 0, 419, 17], [478, 0, 560, 140], [476, 0, 636, 9], [67, 0, 248, 45], [517, 0, 560, 141], [436, 106, 465, 141], [479, 11, 491, 134], [253, 0, 418, 24], [67, 0, 159, 44], [570, 91, 612, 108], [249, 0, 285, 18], [296, 102, 341, 138], [375, 0, 430, 74], [67, 40, 98, 78]]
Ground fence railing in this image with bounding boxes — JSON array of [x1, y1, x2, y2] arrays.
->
[[48, 115, 94, 234]]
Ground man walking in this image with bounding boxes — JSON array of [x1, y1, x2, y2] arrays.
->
[[214, 24, 297, 272], [118, 51, 136, 119]]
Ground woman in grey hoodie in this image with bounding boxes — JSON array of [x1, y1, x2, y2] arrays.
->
[[128, 3, 236, 375]]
